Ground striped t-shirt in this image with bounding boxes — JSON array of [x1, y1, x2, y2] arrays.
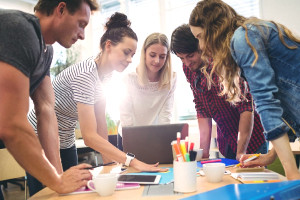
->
[[28, 57, 107, 149]]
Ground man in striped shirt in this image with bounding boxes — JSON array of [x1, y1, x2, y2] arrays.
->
[[170, 24, 267, 160]]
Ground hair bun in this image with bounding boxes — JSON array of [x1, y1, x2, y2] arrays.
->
[[105, 12, 131, 30]]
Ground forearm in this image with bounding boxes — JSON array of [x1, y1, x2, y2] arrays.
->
[[271, 133, 299, 180], [32, 76, 63, 174], [237, 111, 254, 159], [84, 133, 126, 164], [2, 122, 60, 189], [36, 109, 63, 174], [198, 118, 212, 158]]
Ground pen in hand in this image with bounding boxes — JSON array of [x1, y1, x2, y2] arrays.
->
[[235, 153, 261, 167]]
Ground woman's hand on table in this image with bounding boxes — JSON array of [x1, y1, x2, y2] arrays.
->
[[52, 163, 92, 194], [131, 159, 169, 172]]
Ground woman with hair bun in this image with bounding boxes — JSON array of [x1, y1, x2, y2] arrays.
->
[[27, 12, 167, 196]]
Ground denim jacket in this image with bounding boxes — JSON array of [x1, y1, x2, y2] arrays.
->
[[230, 21, 300, 141]]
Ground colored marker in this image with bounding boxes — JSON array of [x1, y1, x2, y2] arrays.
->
[[189, 142, 195, 152], [200, 159, 222, 164], [173, 142, 184, 162], [185, 153, 190, 162], [180, 142, 187, 156], [189, 150, 197, 161], [177, 132, 181, 146], [185, 136, 189, 152]]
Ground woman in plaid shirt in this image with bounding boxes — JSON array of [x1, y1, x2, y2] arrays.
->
[[171, 24, 267, 160]]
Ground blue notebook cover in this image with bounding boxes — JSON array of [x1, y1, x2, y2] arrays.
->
[[180, 180, 300, 200], [197, 158, 239, 168]]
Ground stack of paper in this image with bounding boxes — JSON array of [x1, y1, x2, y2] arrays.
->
[[231, 172, 280, 183]]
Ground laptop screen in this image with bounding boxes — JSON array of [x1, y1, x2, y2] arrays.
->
[[122, 123, 188, 164]]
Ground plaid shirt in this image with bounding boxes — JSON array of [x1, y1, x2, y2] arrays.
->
[[183, 62, 265, 157]]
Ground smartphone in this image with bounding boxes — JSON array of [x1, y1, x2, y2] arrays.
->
[[118, 174, 161, 184]]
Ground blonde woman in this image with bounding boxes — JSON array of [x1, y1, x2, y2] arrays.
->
[[189, 0, 300, 180], [120, 33, 177, 127]]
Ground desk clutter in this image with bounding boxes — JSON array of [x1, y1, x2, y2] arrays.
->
[[63, 131, 286, 198]]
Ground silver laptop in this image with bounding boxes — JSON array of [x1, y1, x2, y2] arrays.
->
[[122, 123, 189, 164]]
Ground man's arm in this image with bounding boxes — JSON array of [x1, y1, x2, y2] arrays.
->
[[236, 111, 254, 160], [31, 76, 63, 174], [198, 118, 212, 159], [0, 62, 91, 193]]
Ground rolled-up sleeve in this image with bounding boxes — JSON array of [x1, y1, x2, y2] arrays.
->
[[230, 26, 289, 141]]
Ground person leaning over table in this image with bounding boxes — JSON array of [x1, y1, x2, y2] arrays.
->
[[0, 0, 98, 195], [189, 0, 300, 180], [119, 32, 177, 127], [170, 24, 267, 160], [27, 12, 168, 196]]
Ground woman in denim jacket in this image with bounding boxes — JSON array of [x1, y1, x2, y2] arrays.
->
[[189, 0, 300, 180]]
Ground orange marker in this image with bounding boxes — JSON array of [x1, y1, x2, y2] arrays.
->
[[172, 142, 184, 162]]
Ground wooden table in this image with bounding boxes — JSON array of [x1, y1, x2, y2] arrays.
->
[[29, 164, 286, 200]]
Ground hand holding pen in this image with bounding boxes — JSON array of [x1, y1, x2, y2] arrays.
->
[[235, 153, 262, 168]]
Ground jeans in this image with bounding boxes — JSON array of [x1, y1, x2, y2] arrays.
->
[[27, 145, 78, 196]]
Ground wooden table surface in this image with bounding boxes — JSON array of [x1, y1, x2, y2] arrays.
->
[[29, 163, 287, 200]]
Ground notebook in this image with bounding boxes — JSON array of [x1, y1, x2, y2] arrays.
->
[[231, 172, 280, 184], [122, 123, 189, 164]]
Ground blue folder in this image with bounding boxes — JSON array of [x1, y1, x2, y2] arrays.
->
[[181, 180, 300, 200]]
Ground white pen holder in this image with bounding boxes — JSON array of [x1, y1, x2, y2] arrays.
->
[[173, 160, 197, 193]]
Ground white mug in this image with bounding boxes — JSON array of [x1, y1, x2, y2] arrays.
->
[[203, 163, 225, 183], [173, 160, 197, 193], [87, 173, 118, 196]]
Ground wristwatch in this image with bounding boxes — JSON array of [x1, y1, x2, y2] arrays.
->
[[125, 152, 135, 167]]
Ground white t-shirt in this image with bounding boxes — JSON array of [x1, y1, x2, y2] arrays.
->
[[28, 57, 109, 149], [119, 71, 177, 127]]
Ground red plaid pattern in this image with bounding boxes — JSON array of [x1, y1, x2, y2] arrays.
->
[[183, 62, 265, 156]]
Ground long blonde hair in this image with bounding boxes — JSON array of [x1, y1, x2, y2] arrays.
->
[[189, 0, 300, 104], [136, 33, 172, 89]]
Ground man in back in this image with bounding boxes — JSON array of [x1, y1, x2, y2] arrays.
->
[[170, 24, 267, 160], [0, 0, 98, 194]]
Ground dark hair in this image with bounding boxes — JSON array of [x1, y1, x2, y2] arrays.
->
[[170, 24, 199, 54], [34, 0, 99, 16], [100, 12, 138, 50]]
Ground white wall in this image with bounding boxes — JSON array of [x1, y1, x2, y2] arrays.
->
[[260, 0, 300, 36], [0, 0, 34, 13]]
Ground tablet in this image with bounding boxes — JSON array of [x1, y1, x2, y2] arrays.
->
[[118, 174, 161, 184]]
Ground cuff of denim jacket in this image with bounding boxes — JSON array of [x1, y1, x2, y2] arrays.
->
[[264, 122, 290, 141]]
